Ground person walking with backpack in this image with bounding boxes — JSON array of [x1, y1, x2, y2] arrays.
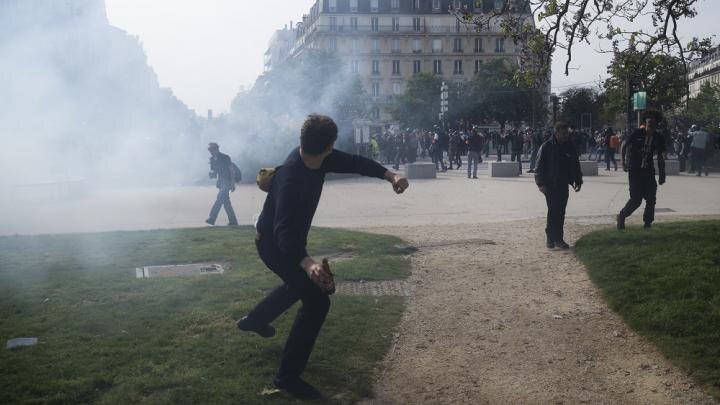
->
[[605, 128, 619, 171], [466, 130, 483, 179], [206, 142, 239, 226]]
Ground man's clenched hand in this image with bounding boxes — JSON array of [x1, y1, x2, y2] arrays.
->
[[384, 171, 409, 194]]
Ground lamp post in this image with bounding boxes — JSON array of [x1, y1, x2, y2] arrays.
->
[[440, 81, 449, 129]]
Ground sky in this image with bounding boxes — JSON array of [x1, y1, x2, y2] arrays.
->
[[106, 0, 718, 115]]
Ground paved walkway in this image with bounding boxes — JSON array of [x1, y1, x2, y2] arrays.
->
[[1, 165, 719, 236], [362, 218, 718, 404]]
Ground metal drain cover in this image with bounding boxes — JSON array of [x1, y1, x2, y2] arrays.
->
[[135, 263, 225, 279], [335, 280, 411, 297]]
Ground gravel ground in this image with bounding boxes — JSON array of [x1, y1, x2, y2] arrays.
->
[[357, 217, 718, 405]]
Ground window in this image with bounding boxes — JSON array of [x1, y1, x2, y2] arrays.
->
[[412, 17, 422, 32], [495, 37, 505, 52], [433, 60, 442, 74], [453, 60, 463, 74], [392, 17, 400, 32], [329, 38, 338, 50], [372, 60, 380, 74], [329, 17, 337, 31], [372, 38, 380, 52], [474, 59, 482, 73], [453, 0, 461, 9], [371, 0, 379, 12], [350, 0, 358, 12], [351, 60, 359, 73], [453, 38, 463, 52], [371, 17, 379, 32], [413, 60, 422, 74], [392, 39, 401, 53], [456, 19, 461, 33], [371, 107, 380, 119], [432, 39, 443, 53], [392, 60, 401, 75], [412, 38, 422, 53], [413, 0, 421, 9], [433, 0, 441, 10], [391, 0, 400, 10], [372, 82, 380, 97], [495, 0, 504, 10], [474, 38, 483, 53], [393, 82, 402, 95], [351, 38, 359, 53], [329, 0, 337, 12], [350, 17, 358, 31]]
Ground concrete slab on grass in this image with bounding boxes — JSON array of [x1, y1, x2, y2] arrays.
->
[[7, 338, 38, 349], [135, 263, 225, 279]]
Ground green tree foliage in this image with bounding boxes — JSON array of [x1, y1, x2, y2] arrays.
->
[[387, 73, 442, 129], [681, 83, 720, 130], [603, 49, 688, 118], [558, 87, 607, 130]]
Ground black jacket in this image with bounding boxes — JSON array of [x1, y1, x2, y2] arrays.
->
[[534, 137, 583, 189]]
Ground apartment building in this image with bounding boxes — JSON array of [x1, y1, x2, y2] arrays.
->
[[265, 0, 536, 133]]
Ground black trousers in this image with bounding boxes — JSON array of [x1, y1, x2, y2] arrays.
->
[[545, 185, 569, 243], [247, 239, 330, 383], [620, 169, 657, 225]]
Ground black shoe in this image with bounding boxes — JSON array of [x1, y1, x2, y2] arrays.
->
[[205, 219, 215, 226], [644, 223, 652, 230], [273, 377, 321, 400], [556, 240, 570, 249], [236, 317, 275, 338], [468, 175, 471, 179], [616, 214, 626, 231], [546, 241, 555, 249], [527, 169, 535, 173], [473, 176, 478, 179]]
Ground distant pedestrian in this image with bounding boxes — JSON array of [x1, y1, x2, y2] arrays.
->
[[206, 143, 238, 226], [534, 121, 583, 249], [689, 125, 711, 176], [617, 110, 667, 230], [510, 130, 523, 174], [466, 130, 483, 179], [604, 128, 619, 171]]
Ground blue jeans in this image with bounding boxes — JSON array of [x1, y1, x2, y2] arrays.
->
[[467, 151, 480, 177], [208, 183, 237, 224]]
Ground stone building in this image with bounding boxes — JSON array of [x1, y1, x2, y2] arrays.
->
[[264, 0, 538, 135], [688, 45, 720, 98]]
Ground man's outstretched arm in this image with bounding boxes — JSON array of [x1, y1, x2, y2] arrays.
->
[[323, 149, 408, 193]]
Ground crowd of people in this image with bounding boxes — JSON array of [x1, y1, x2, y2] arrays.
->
[[368, 122, 719, 178]]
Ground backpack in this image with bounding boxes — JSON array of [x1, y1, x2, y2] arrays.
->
[[609, 135, 620, 149], [231, 162, 243, 183]]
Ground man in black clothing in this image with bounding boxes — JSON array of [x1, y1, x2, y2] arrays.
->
[[466, 130, 484, 179], [206, 143, 238, 226], [237, 115, 409, 400], [617, 110, 666, 230], [510, 130, 524, 174], [535, 122, 583, 249]]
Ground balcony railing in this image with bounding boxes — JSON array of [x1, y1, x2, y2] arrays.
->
[[315, 24, 499, 35]]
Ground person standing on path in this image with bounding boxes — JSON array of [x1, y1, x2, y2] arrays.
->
[[205, 143, 238, 226], [510, 130, 524, 174], [466, 130, 484, 179], [534, 121, 583, 249], [617, 110, 667, 230], [689, 124, 711, 176], [237, 114, 409, 400]]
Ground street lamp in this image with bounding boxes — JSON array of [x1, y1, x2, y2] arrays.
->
[[440, 81, 449, 129]]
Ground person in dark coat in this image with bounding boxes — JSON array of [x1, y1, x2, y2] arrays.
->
[[534, 121, 583, 249], [237, 114, 409, 400], [617, 110, 666, 230], [206, 143, 238, 226]]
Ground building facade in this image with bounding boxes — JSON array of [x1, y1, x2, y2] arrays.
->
[[265, 0, 536, 134], [688, 46, 720, 98]]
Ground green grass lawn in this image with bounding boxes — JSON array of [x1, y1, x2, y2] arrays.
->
[[575, 220, 720, 399], [0, 227, 412, 404]]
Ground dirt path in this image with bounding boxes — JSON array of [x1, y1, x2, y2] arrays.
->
[[359, 218, 717, 405]]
